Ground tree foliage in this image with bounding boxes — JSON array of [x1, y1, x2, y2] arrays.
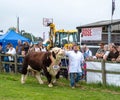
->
[[8, 27, 16, 31], [22, 32, 43, 42], [7, 27, 43, 42]]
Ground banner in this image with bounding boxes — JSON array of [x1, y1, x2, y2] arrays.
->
[[81, 27, 102, 41]]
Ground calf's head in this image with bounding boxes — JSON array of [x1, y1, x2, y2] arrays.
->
[[48, 47, 64, 76]]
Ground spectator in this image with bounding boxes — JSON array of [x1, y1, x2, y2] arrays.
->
[[107, 45, 119, 61], [16, 40, 24, 62], [64, 44, 84, 88], [29, 43, 41, 52], [95, 42, 105, 59], [38, 41, 47, 51], [23, 42, 29, 55], [103, 44, 110, 60], [38, 42, 42, 50], [0, 43, 4, 71], [116, 46, 120, 62], [41, 45, 47, 52], [6, 43, 16, 60], [0, 43, 4, 53], [81, 45, 92, 80], [16, 40, 24, 55], [4, 43, 16, 72], [67, 44, 73, 51], [16, 40, 24, 73], [82, 45, 92, 60], [3, 44, 9, 72]]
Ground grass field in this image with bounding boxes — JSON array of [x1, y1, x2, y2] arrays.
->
[[0, 73, 120, 100]]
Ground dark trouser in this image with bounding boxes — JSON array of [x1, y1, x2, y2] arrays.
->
[[69, 72, 82, 87], [4, 56, 9, 73]]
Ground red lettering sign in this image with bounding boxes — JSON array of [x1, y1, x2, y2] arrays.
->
[[82, 28, 92, 36]]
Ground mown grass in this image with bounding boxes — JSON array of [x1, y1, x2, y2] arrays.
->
[[0, 73, 120, 100]]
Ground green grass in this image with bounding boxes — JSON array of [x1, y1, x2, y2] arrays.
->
[[0, 73, 120, 100]]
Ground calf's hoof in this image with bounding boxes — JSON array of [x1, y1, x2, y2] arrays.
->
[[39, 81, 44, 84], [48, 83, 53, 87], [21, 80, 25, 84]]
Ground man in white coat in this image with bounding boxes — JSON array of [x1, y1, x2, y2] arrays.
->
[[64, 44, 84, 88]]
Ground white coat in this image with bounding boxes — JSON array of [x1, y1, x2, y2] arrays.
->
[[65, 50, 84, 73]]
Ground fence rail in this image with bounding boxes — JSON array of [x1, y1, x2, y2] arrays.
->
[[86, 60, 120, 86], [0, 54, 23, 73], [0, 54, 68, 73], [1, 53, 120, 86]]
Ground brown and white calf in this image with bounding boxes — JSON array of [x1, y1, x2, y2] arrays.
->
[[21, 48, 64, 87]]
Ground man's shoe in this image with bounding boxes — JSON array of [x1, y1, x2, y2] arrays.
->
[[71, 86, 75, 89]]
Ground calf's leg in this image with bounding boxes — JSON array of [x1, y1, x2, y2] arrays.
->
[[44, 71, 53, 87], [21, 74, 27, 84], [35, 72, 44, 84]]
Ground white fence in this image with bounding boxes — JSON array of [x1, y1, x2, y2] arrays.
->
[[86, 60, 120, 86]]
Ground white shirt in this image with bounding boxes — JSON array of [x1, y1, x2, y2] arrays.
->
[[85, 49, 92, 57], [65, 50, 84, 73], [6, 47, 16, 61], [6, 47, 16, 55], [104, 50, 110, 56]]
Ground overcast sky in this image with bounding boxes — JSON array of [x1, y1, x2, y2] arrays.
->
[[0, 0, 120, 39]]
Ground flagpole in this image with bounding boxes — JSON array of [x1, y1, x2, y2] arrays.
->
[[16, 16, 19, 33], [108, 0, 115, 44], [109, 9, 113, 44], [111, 0, 115, 43]]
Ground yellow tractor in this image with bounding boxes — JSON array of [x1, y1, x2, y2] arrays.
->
[[45, 23, 78, 50]]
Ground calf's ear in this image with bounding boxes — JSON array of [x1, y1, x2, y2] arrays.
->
[[52, 51, 56, 59]]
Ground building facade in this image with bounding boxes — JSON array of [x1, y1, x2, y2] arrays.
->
[[76, 19, 120, 45]]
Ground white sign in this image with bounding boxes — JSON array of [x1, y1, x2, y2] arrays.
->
[[43, 18, 53, 27], [81, 27, 102, 40]]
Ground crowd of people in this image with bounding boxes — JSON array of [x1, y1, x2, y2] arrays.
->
[[0, 40, 120, 88], [63, 42, 120, 88], [95, 42, 120, 62], [0, 40, 47, 73]]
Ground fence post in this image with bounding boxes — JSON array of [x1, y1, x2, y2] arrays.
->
[[14, 55, 18, 74], [101, 59, 106, 86]]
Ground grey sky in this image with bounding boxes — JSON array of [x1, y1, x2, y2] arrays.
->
[[0, 0, 120, 39]]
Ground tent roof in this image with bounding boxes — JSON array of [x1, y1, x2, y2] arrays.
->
[[0, 30, 30, 41]]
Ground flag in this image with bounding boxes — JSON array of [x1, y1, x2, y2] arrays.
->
[[112, 0, 115, 15]]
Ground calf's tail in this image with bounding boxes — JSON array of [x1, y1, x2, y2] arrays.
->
[[21, 57, 28, 75]]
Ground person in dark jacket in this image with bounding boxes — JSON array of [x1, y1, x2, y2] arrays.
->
[[107, 45, 119, 61]]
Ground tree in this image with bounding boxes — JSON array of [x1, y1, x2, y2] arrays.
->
[[7, 27, 43, 42], [22, 32, 43, 42], [8, 27, 16, 31]]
